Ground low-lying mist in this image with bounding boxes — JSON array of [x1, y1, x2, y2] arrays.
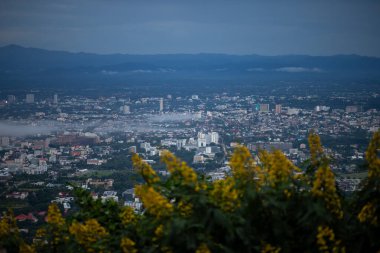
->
[[0, 121, 57, 137]]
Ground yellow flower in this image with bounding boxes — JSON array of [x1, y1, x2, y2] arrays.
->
[[195, 243, 211, 253], [32, 228, 48, 248], [161, 151, 198, 186], [120, 237, 138, 253], [366, 131, 380, 179], [230, 146, 259, 183], [132, 154, 160, 185], [161, 246, 173, 253], [308, 131, 324, 167], [120, 207, 137, 225], [19, 243, 36, 253], [69, 219, 109, 252], [210, 177, 240, 212], [153, 224, 164, 242], [178, 200, 193, 217], [0, 210, 18, 238], [46, 203, 65, 227], [195, 181, 208, 192], [283, 189, 292, 198], [134, 185, 173, 218], [311, 165, 343, 219], [358, 202, 378, 226], [261, 243, 281, 253], [35, 228, 46, 238], [259, 150, 299, 187], [316, 226, 345, 253]]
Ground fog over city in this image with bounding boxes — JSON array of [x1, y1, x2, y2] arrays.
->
[[0, 121, 58, 137], [0, 112, 197, 137]]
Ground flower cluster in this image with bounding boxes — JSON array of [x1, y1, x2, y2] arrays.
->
[[210, 177, 240, 212], [134, 185, 173, 218], [357, 131, 379, 230], [120, 237, 138, 253], [46, 203, 65, 227], [261, 243, 281, 253], [311, 165, 343, 219], [177, 200, 193, 217], [120, 206, 137, 226], [316, 225, 345, 253], [45, 203, 68, 246], [19, 243, 36, 253], [132, 154, 160, 185], [154, 224, 164, 239], [0, 210, 18, 239], [260, 150, 298, 187], [308, 131, 324, 167], [161, 151, 198, 186], [365, 131, 380, 179], [69, 219, 109, 252], [358, 201, 378, 226], [195, 243, 211, 253], [229, 146, 258, 183], [32, 228, 48, 249]]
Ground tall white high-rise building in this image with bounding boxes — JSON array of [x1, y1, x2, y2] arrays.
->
[[159, 98, 164, 112], [197, 132, 206, 139], [197, 132, 207, 147], [53, 94, 58, 104], [197, 138, 207, 147], [211, 132, 219, 144], [26, 94, 34, 103]]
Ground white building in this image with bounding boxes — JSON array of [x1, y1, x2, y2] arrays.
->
[[197, 138, 207, 147], [101, 191, 118, 202], [140, 142, 151, 151], [159, 98, 164, 112], [194, 111, 202, 119], [53, 94, 58, 104], [122, 105, 130, 114], [210, 132, 219, 144]]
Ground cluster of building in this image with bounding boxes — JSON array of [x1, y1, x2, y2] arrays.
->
[[0, 91, 377, 220]]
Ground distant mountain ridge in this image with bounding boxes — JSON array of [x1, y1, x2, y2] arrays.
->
[[1, 44, 380, 89]]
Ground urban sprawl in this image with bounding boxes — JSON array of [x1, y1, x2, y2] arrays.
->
[[0, 91, 378, 233]]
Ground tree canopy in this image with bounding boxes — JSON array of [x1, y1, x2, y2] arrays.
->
[[1, 131, 380, 253]]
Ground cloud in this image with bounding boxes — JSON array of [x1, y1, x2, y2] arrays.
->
[[130, 69, 175, 73], [131, 69, 153, 73], [101, 70, 118, 75], [246, 68, 265, 72], [275, 67, 323, 73]]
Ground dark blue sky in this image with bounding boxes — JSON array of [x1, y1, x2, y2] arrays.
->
[[0, 0, 379, 56]]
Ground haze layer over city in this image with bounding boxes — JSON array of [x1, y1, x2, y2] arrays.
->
[[0, 1, 380, 252]]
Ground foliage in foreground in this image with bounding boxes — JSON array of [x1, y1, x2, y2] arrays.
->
[[1, 131, 380, 253]]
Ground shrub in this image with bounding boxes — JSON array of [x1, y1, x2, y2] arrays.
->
[[1, 132, 380, 253]]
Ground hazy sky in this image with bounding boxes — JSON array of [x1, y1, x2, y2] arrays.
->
[[0, 0, 379, 56]]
